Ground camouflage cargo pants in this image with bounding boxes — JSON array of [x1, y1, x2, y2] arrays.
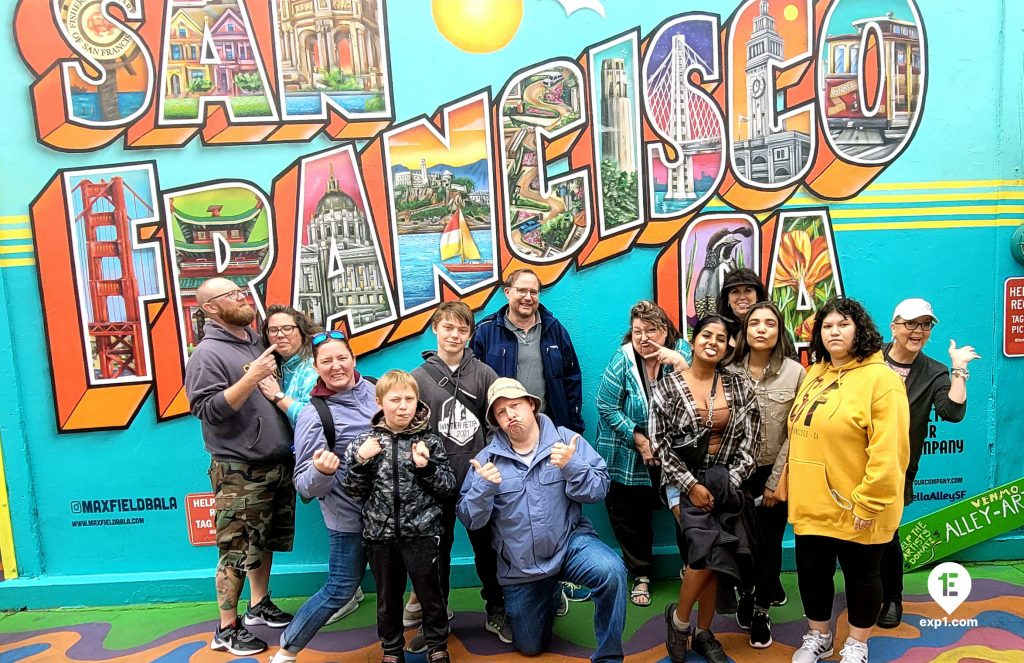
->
[[209, 460, 296, 572]]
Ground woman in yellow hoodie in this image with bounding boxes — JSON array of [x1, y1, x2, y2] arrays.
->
[[786, 298, 909, 663]]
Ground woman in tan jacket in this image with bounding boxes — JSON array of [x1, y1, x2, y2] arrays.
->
[[728, 301, 805, 649]]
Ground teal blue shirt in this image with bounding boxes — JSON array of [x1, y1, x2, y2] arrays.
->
[[281, 353, 319, 427]]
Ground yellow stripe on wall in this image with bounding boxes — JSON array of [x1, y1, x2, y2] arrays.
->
[[0, 258, 36, 268], [835, 219, 1024, 232], [0, 216, 30, 226], [0, 230, 32, 241], [0, 433, 18, 579], [0, 245, 33, 255]]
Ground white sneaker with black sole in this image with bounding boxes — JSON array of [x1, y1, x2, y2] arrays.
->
[[210, 619, 267, 656]]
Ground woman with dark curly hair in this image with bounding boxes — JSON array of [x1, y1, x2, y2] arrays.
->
[[259, 304, 323, 426], [786, 298, 910, 663]]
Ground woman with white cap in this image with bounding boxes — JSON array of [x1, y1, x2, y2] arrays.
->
[[876, 298, 979, 629]]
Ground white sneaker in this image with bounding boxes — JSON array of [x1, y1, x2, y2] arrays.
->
[[839, 637, 869, 663], [269, 649, 297, 663], [403, 599, 423, 627], [325, 587, 365, 625], [792, 629, 834, 663]]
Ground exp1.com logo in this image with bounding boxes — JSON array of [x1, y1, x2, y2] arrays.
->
[[920, 562, 979, 629]]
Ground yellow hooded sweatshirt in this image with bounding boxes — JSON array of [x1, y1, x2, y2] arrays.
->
[[787, 351, 910, 545]]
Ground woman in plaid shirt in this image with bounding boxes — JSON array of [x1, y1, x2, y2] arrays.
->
[[595, 300, 692, 608], [650, 314, 761, 663]]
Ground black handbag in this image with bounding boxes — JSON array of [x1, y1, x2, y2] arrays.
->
[[668, 370, 719, 473]]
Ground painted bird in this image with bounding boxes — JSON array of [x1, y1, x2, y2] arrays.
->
[[692, 226, 752, 318]]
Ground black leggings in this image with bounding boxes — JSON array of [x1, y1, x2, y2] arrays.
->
[[794, 534, 887, 629]]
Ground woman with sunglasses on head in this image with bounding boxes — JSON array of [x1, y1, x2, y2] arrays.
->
[[787, 298, 910, 663], [258, 305, 322, 426], [594, 300, 692, 609], [876, 299, 979, 629], [651, 315, 760, 663], [726, 301, 805, 648], [270, 330, 379, 663]]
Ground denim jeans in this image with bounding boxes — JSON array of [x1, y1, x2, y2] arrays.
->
[[280, 529, 365, 653], [503, 531, 627, 662]]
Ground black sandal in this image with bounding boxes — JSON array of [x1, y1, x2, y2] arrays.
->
[[630, 576, 652, 607]]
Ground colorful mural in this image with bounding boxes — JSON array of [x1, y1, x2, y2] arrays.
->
[[4, 0, 1024, 619], [19, 0, 930, 431]]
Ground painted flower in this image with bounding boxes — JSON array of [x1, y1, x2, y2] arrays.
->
[[773, 228, 833, 294], [794, 316, 815, 342]]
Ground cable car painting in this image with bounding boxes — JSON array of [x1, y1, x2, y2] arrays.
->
[[822, 13, 923, 160]]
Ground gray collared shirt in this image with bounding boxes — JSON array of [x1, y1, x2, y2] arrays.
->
[[504, 313, 547, 407]]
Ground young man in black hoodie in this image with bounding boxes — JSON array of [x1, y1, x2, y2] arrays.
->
[[184, 277, 296, 656], [403, 301, 509, 650]]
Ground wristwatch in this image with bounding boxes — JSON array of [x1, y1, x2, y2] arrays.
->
[[272, 391, 285, 404]]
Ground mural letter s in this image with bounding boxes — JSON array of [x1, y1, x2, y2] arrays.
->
[[16, 0, 154, 151]]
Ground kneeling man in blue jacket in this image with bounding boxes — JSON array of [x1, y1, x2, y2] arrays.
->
[[458, 378, 628, 662]]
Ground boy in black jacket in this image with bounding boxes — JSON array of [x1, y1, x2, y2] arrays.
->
[[342, 370, 456, 663]]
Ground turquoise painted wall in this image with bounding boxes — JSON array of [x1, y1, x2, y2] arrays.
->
[[0, 0, 1022, 609]]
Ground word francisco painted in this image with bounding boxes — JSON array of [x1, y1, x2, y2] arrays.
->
[[20, 0, 927, 431]]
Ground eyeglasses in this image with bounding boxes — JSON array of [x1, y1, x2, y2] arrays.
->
[[512, 287, 539, 298], [312, 330, 346, 346], [267, 325, 298, 337], [897, 320, 935, 331], [208, 289, 246, 302]]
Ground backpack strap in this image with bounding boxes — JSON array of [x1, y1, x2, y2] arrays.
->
[[420, 361, 485, 420], [310, 396, 337, 452]]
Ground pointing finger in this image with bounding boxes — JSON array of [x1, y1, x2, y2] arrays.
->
[[470, 459, 482, 472]]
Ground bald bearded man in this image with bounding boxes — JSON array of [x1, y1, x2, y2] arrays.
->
[[185, 278, 297, 656]]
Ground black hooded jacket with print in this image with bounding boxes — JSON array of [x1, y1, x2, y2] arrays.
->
[[341, 401, 456, 541]]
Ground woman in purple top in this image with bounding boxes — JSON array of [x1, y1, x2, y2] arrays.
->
[[270, 332, 378, 663]]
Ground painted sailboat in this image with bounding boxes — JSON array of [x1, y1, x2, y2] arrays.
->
[[440, 206, 492, 273]]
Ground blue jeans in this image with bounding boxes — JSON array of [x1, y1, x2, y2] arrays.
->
[[503, 531, 627, 662], [280, 530, 366, 653]]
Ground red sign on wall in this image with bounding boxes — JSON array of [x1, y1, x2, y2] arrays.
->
[[1005, 277, 1024, 357], [186, 492, 217, 546]]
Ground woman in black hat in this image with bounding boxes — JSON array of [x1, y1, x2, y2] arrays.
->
[[715, 268, 768, 341]]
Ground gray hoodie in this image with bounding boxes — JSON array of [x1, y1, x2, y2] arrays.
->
[[185, 320, 292, 464], [411, 349, 497, 485], [292, 378, 377, 533]]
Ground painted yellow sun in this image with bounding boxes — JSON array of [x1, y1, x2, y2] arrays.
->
[[783, 4, 799, 21], [431, 0, 524, 54]]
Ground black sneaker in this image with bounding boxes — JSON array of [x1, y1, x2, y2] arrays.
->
[[691, 630, 728, 663], [210, 618, 267, 656], [243, 594, 293, 628], [664, 603, 690, 663], [485, 610, 514, 644], [427, 649, 451, 663], [771, 581, 788, 607], [877, 600, 903, 629], [749, 609, 773, 649], [406, 627, 428, 654], [736, 591, 754, 631]]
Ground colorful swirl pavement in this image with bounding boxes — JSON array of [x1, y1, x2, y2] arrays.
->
[[1, 564, 1022, 662]]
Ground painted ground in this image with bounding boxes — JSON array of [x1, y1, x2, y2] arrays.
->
[[1, 563, 1022, 662]]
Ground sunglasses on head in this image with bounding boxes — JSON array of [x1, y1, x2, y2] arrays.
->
[[312, 330, 346, 346]]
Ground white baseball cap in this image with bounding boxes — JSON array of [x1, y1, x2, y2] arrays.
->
[[892, 298, 939, 323]]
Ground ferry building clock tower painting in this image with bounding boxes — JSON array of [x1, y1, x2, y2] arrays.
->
[[745, 0, 783, 140]]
